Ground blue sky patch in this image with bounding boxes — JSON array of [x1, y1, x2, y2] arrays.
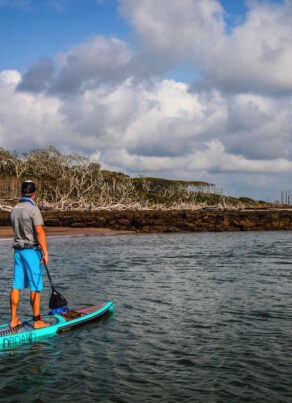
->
[[0, 0, 130, 72]]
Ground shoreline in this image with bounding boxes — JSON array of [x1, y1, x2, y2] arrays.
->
[[1, 209, 292, 232], [0, 226, 134, 239]]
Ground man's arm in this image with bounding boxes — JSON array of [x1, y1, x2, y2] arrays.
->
[[35, 225, 49, 264]]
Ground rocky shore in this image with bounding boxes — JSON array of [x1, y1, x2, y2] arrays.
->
[[1, 209, 292, 232]]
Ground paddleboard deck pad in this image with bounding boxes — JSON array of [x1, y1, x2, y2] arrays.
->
[[0, 301, 114, 350]]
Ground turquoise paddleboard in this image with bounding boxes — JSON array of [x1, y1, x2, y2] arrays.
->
[[0, 301, 114, 351]]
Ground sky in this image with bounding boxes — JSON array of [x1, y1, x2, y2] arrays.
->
[[0, 0, 291, 201]]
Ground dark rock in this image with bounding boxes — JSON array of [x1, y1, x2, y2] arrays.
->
[[1, 209, 292, 232]]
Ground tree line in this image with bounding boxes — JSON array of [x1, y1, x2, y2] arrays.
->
[[0, 147, 216, 210]]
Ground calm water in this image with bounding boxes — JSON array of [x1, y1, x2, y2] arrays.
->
[[0, 232, 291, 402]]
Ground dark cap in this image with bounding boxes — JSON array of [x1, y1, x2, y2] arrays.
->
[[21, 180, 36, 196]]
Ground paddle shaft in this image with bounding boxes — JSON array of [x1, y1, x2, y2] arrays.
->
[[43, 263, 56, 291], [40, 248, 56, 292], [40, 249, 68, 308]]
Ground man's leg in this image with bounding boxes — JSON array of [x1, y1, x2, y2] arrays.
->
[[30, 291, 49, 329], [22, 249, 49, 329], [10, 288, 22, 328], [30, 291, 41, 316], [10, 250, 26, 328]]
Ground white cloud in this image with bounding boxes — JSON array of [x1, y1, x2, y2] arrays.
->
[[224, 93, 292, 160], [120, 0, 292, 94], [17, 1, 292, 95], [0, 70, 67, 150], [201, 0, 292, 93], [120, 0, 224, 61], [17, 36, 134, 94], [2, 68, 292, 200]]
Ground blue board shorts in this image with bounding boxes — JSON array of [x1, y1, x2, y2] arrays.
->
[[12, 249, 43, 292]]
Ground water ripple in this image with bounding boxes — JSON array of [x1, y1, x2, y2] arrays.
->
[[0, 232, 291, 401]]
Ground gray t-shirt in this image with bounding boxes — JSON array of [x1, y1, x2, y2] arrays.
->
[[10, 201, 44, 248]]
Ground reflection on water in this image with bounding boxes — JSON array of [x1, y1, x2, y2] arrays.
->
[[0, 231, 292, 401]]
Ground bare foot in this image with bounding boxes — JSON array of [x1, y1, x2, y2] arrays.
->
[[34, 320, 50, 329], [9, 319, 22, 329]]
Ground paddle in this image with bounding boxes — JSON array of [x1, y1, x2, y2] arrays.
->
[[43, 263, 68, 309]]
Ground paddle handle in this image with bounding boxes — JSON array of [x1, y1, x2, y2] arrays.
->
[[43, 263, 53, 286]]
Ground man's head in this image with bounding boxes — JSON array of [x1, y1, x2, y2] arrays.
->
[[21, 180, 37, 198]]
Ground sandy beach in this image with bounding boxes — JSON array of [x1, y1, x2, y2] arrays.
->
[[0, 226, 134, 239]]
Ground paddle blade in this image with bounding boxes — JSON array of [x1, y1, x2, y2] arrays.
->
[[49, 288, 68, 309]]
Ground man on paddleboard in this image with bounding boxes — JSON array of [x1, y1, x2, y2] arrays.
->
[[10, 180, 49, 329]]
